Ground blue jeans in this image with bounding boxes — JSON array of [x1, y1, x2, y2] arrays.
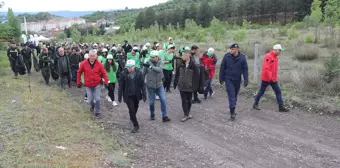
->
[[254, 81, 284, 105], [148, 86, 167, 117], [225, 79, 241, 109], [204, 78, 213, 97], [85, 85, 101, 113]]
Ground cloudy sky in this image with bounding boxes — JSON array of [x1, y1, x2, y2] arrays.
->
[[0, 0, 168, 12]]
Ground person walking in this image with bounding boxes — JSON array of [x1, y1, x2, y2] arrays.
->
[[163, 45, 175, 93], [118, 60, 147, 133], [200, 48, 217, 100], [127, 47, 141, 69], [55, 48, 72, 89], [174, 49, 200, 122], [38, 48, 52, 85], [190, 45, 202, 104], [122, 40, 132, 54], [21, 43, 33, 74], [163, 37, 175, 50], [143, 50, 171, 122], [7, 42, 21, 78], [81, 54, 89, 102], [69, 48, 82, 82], [253, 44, 289, 112], [77, 49, 109, 118], [219, 43, 249, 121], [105, 54, 119, 107]]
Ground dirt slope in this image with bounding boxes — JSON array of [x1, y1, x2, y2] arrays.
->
[[67, 83, 340, 168]]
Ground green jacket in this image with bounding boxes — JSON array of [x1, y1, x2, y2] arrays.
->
[[163, 42, 175, 50], [98, 55, 106, 64], [105, 62, 118, 83], [127, 52, 140, 68], [163, 52, 174, 70], [158, 50, 166, 60]]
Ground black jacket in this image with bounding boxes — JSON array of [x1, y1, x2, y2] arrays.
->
[[21, 48, 33, 60], [118, 69, 146, 103], [174, 59, 200, 92], [7, 47, 20, 61], [122, 44, 132, 54]]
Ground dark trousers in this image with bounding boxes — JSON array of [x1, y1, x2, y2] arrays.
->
[[254, 80, 284, 105], [163, 69, 173, 91], [126, 95, 139, 128], [60, 72, 71, 89], [107, 83, 116, 101], [24, 59, 32, 73], [9, 59, 18, 76], [71, 64, 79, 82], [193, 91, 199, 101], [204, 78, 213, 97], [225, 79, 241, 109], [41, 67, 50, 84], [180, 91, 193, 116]]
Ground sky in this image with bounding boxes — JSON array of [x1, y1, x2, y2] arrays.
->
[[0, 0, 168, 12]]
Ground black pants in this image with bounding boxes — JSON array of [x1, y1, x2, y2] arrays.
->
[[107, 83, 116, 101], [71, 64, 79, 82], [193, 91, 199, 101], [163, 69, 173, 91], [60, 72, 71, 89], [24, 59, 32, 73], [126, 95, 139, 128], [180, 91, 192, 116], [9, 59, 18, 76], [41, 66, 50, 84]]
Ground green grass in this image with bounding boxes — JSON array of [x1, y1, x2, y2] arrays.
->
[[0, 53, 128, 167]]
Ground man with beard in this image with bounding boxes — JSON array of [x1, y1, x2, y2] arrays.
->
[[55, 48, 72, 89], [69, 48, 82, 82], [7, 42, 21, 78], [39, 48, 52, 85], [21, 43, 33, 74]]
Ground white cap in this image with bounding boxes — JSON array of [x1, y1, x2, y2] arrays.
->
[[84, 54, 89, 59], [208, 48, 214, 53], [168, 44, 175, 49], [145, 42, 151, 47], [273, 44, 284, 51], [133, 46, 139, 50], [126, 59, 136, 67], [168, 37, 172, 40], [156, 43, 160, 47], [102, 48, 108, 52]]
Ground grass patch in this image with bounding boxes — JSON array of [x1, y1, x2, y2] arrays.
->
[[0, 73, 128, 167], [293, 47, 319, 61]]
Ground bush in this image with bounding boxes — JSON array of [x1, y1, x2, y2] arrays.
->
[[278, 27, 288, 36], [326, 79, 340, 96], [293, 47, 319, 61], [288, 25, 298, 40], [323, 52, 340, 83], [232, 29, 247, 42], [291, 69, 324, 92], [304, 35, 314, 43], [241, 43, 254, 59]]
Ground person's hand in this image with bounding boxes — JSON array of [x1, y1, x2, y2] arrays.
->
[[142, 63, 150, 68], [142, 95, 147, 102], [77, 84, 82, 88], [219, 80, 224, 85], [244, 80, 248, 87]]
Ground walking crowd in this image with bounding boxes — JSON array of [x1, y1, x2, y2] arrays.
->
[[7, 38, 289, 133]]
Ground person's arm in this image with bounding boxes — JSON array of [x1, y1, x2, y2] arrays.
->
[[173, 65, 180, 88], [149, 61, 164, 73], [140, 72, 147, 98], [219, 55, 226, 82], [100, 63, 109, 85], [262, 55, 273, 81], [118, 73, 125, 103], [243, 57, 249, 83], [77, 62, 84, 85]]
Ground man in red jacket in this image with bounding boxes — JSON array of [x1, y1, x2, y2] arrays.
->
[[253, 44, 289, 112], [200, 48, 217, 100], [77, 49, 109, 118]]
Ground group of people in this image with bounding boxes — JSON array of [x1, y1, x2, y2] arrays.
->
[[7, 37, 289, 133]]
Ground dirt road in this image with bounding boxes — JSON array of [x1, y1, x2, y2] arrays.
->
[[66, 81, 340, 168]]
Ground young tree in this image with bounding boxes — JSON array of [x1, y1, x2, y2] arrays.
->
[[135, 11, 145, 30], [7, 8, 21, 40], [144, 7, 157, 29], [325, 0, 340, 24]]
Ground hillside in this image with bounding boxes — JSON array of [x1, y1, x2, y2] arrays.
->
[[17, 12, 61, 22]]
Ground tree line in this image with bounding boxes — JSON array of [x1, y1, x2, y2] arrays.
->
[[134, 0, 332, 30]]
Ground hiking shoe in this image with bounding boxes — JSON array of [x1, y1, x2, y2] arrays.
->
[[95, 113, 101, 118], [150, 115, 155, 121], [192, 99, 201, 104], [279, 105, 289, 112], [166, 89, 172, 93], [162, 116, 171, 122], [253, 104, 260, 110], [84, 97, 88, 101], [230, 108, 236, 121], [131, 127, 139, 133], [188, 114, 193, 119], [106, 96, 112, 102], [181, 116, 189, 122], [156, 96, 160, 100], [112, 101, 118, 106], [90, 104, 95, 112]]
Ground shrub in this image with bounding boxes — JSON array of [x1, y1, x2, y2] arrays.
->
[[304, 35, 314, 43], [323, 52, 340, 83], [278, 27, 288, 36], [292, 69, 324, 92], [232, 29, 247, 42], [288, 25, 298, 40], [241, 43, 254, 59], [326, 79, 340, 96], [293, 47, 319, 61]]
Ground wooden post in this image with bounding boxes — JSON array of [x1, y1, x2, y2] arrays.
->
[[253, 44, 259, 84]]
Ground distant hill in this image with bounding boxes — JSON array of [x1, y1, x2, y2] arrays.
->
[[0, 10, 100, 19], [17, 12, 61, 22]]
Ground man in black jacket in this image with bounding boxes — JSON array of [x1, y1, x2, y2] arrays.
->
[[7, 42, 20, 78], [21, 43, 33, 74], [55, 47, 72, 89], [118, 60, 147, 133], [122, 40, 132, 54], [174, 50, 200, 122], [69, 48, 82, 82], [190, 45, 202, 104]]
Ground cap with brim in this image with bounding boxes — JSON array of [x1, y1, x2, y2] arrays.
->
[[107, 54, 113, 59], [230, 43, 239, 49], [145, 42, 151, 47], [184, 46, 190, 51], [133, 46, 139, 51], [150, 50, 159, 58], [273, 44, 284, 51], [168, 37, 172, 40], [126, 59, 135, 67], [168, 44, 175, 50], [103, 48, 108, 52]]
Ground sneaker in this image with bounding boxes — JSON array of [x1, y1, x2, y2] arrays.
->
[[230, 108, 236, 121], [188, 114, 193, 119], [181, 116, 189, 122], [166, 90, 172, 93], [279, 105, 289, 112], [95, 113, 101, 118], [203, 94, 208, 100], [131, 127, 139, 133], [253, 104, 260, 110], [162, 116, 171, 122], [84, 97, 88, 102], [196, 99, 202, 104], [112, 101, 118, 106], [90, 104, 95, 112], [156, 96, 160, 100], [106, 96, 112, 102], [150, 115, 155, 121], [209, 91, 214, 97]]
